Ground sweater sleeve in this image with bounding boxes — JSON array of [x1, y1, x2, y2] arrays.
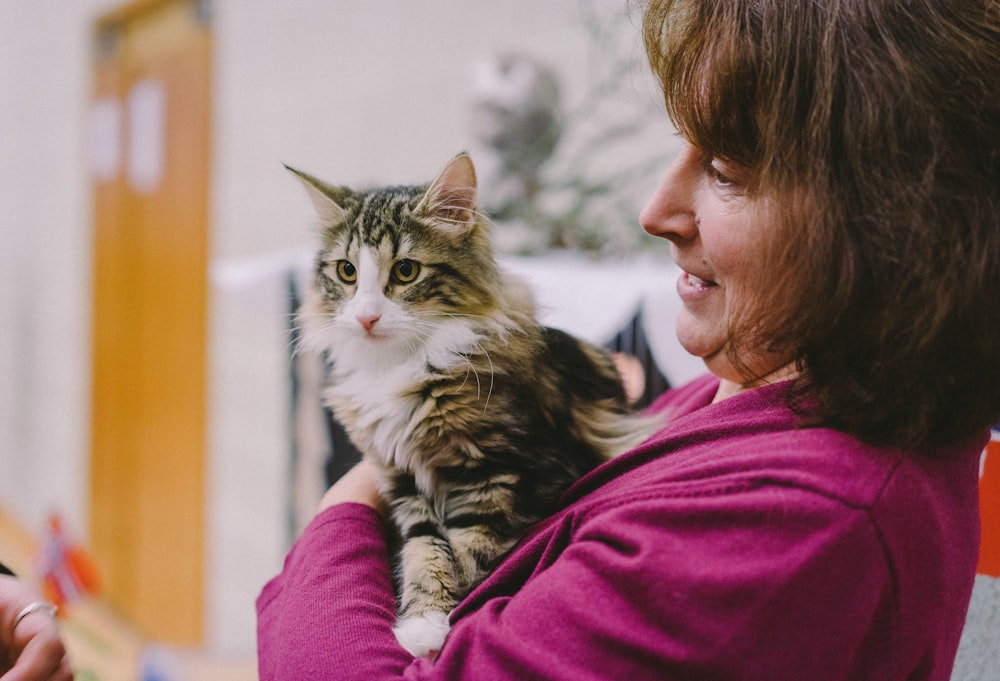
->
[[256, 503, 414, 680], [426, 484, 896, 681], [258, 485, 895, 681]]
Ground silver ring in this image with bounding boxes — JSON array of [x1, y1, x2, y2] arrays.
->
[[12, 601, 58, 630]]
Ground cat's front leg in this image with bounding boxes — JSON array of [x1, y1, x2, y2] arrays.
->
[[392, 609, 450, 661], [396, 509, 520, 656], [391, 497, 459, 658]]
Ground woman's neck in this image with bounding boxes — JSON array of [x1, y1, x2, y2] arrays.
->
[[712, 362, 800, 404]]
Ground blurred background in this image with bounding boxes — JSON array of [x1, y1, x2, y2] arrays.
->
[[0, 1, 996, 680]]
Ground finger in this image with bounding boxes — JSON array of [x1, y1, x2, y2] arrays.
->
[[50, 656, 74, 681], [0, 655, 73, 681], [0, 623, 68, 681]]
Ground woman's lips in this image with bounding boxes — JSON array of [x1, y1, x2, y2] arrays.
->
[[677, 271, 718, 300]]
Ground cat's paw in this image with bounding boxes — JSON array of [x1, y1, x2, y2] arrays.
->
[[393, 611, 451, 659]]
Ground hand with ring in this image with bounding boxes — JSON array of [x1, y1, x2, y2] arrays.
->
[[0, 575, 72, 680]]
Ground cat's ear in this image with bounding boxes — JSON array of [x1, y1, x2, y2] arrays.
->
[[284, 165, 350, 225], [416, 153, 478, 233]]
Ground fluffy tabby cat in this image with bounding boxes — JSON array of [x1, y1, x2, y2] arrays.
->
[[290, 153, 663, 657]]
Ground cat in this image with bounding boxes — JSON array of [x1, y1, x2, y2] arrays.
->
[[290, 152, 663, 658]]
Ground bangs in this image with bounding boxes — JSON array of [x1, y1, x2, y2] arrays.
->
[[643, 0, 762, 168]]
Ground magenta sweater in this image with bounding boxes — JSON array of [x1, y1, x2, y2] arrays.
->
[[257, 375, 983, 680]]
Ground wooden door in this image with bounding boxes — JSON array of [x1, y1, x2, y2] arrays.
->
[[89, 0, 211, 645]]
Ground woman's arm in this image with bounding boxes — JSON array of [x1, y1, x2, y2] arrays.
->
[[256, 502, 413, 680], [258, 463, 894, 681], [426, 488, 894, 680]]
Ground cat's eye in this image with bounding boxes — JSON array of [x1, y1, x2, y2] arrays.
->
[[335, 260, 357, 283], [391, 259, 420, 284]]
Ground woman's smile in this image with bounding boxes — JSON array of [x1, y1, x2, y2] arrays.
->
[[676, 270, 719, 299]]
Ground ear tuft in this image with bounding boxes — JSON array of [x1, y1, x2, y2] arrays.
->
[[415, 153, 479, 232], [285, 164, 349, 225]]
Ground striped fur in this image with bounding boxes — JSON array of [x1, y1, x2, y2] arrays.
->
[[291, 153, 663, 657]]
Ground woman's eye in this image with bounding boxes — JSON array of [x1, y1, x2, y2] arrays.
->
[[706, 161, 736, 188], [703, 156, 749, 193], [335, 260, 357, 283], [391, 259, 420, 284]]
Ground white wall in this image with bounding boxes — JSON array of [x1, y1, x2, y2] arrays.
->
[[0, 0, 671, 658], [0, 0, 120, 552]]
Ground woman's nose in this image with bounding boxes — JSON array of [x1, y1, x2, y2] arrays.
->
[[639, 144, 700, 242]]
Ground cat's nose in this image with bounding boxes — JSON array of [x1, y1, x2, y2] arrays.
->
[[357, 314, 381, 332]]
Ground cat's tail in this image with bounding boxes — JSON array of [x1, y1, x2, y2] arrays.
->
[[573, 402, 668, 459]]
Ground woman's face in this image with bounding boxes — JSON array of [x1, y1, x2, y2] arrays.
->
[[640, 140, 789, 385]]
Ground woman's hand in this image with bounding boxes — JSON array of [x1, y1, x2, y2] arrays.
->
[[611, 353, 646, 405], [0, 576, 73, 681], [317, 458, 384, 515]]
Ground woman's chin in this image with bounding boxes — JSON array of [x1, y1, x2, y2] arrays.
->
[[675, 316, 727, 367]]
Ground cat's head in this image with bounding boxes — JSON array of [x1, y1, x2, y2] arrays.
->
[[291, 153, 502, 359]]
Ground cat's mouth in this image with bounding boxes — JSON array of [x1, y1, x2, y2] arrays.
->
[[360, 327, 387, 340]]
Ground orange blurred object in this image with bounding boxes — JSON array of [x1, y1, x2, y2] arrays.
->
[[978, 437, 1000, 577], [36, 514, 101, 611]]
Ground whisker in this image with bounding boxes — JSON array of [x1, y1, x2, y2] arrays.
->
[[456, 354, 479, 397], [411, 310, 497, 327], [287, 313, 340, 357], [471, 342, 496, 413]]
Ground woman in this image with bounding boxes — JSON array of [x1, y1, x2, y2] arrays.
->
[[257, 1, 1000, 678]]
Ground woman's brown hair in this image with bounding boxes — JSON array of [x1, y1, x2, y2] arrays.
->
[[643, 0, 1000, 449]]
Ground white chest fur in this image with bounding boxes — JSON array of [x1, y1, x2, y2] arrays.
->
[[324, 318, 486, 472]]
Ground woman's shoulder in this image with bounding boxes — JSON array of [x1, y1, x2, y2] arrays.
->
[[575, 381, 888, 509], [609, 424, 977, 516], [550, 428, 981, 679], [567, 414, 982, 592], [554, 376, 984, 596], [629, 376, 981, 508]]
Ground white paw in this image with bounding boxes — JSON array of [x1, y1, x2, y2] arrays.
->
[[393, 611, 451, 658]]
